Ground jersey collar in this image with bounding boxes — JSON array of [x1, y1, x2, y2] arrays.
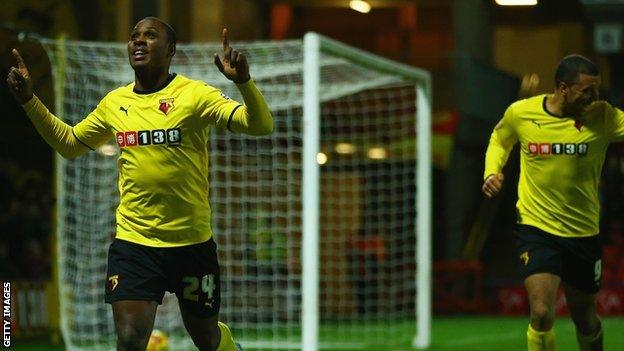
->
[[542, 95, 564, 118], [133, 73, 177, 94]]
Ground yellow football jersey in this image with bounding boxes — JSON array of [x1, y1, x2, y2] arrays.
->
[[69, 74, 269, 247], [485, 94, 624, 237]]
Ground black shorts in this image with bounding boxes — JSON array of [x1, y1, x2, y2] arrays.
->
[[515, 224, 602, 293], [105, 238, 221, 317]]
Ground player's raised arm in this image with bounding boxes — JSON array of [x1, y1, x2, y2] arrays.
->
[[213, 28, 273, 136], [7, 49, 91, 159]]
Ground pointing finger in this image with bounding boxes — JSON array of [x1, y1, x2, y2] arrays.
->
[[222, 28, 229, 52], [12, 49, 26, 70]]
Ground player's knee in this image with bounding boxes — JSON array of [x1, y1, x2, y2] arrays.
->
[[572, 314, 601, 335], [191, 337, 214, 351], [115, 325, 151, 350], [530, 302, 554, 329], [189, 326, 220, 351]]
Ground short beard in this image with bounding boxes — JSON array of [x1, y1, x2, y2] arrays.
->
[[562, 95, 583, 117]]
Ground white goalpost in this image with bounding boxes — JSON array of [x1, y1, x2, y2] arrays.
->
[[42, 32, 431, 351]]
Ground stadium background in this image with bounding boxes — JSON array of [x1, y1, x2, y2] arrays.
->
[[1, 0, 623, 350]]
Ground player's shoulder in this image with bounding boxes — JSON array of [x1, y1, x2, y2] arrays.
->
[[172, 74, 217, 90], [103, 83, 134, 101], [176, 75, 230, 103], [512, 94, 546, 110], [504, 94, 546, 119]]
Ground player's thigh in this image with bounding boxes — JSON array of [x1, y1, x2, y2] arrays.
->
[[560, 235, 602, 294], [105, 239, 168, 304], [112, 300, 158, 341], [170, 238, 221, 318], [563, 282, 597, 318], [525, 272, 561, 308], [515, 225, 563, 282], [561, 235, 602, 329]]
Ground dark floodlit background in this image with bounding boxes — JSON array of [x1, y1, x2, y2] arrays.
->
[[1, 0, 623, 350]]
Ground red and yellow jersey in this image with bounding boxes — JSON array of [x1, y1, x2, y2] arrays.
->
[[484, 94, 624, 237]]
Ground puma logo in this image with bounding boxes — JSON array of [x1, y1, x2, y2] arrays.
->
[[531, 119, 541, 128], [120, 105, 130, 116]]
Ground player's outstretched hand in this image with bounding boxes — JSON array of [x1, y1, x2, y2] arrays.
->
[[6, 49, 33, 104], [482, 173, 504, 198], [214, 28, 250, 83]]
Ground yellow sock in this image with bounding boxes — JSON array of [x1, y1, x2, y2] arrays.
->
[[216, 321, 238, 351], [527, 324, 555, 351], [576, 324, 603, 351]]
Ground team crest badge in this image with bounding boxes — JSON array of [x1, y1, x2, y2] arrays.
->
[[107, 275, 119, 291], [159, 98, 174, 115], [520, 251, 530, 266], [574, 120, 583, 131]]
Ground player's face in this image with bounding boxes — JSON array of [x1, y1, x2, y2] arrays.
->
[[562, 73, 600, 117], [128, 19, 173, 71]]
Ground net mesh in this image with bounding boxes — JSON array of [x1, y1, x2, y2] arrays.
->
[[42, 37, 420, 350]]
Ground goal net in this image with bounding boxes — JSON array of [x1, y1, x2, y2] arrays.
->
[[42, 33, 431, 351]]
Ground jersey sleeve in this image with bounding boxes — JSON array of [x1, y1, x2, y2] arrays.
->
[[195, 83, 245, 129], [606, 104, 624, 142], [196, 80, 273, 136], [21, 95, 90, 159], [484, 103, 519, 180], [72, 95, 113, 149]]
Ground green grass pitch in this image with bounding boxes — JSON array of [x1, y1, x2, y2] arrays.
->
[[10, 316, 624, 350]]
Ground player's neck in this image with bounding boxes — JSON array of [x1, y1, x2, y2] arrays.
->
[[545, 93, 565, 117], [134, 69, 171, 93]]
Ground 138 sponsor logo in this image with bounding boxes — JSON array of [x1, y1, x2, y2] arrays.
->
[[116, 128, 182, 147], [527, 142, 588, 156]]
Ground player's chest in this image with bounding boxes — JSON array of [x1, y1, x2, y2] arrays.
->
[[516, 115, 604, 158], [107, 96, 201, 148]]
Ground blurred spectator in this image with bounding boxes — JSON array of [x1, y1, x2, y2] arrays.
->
[[0, 160, 52, 281]]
